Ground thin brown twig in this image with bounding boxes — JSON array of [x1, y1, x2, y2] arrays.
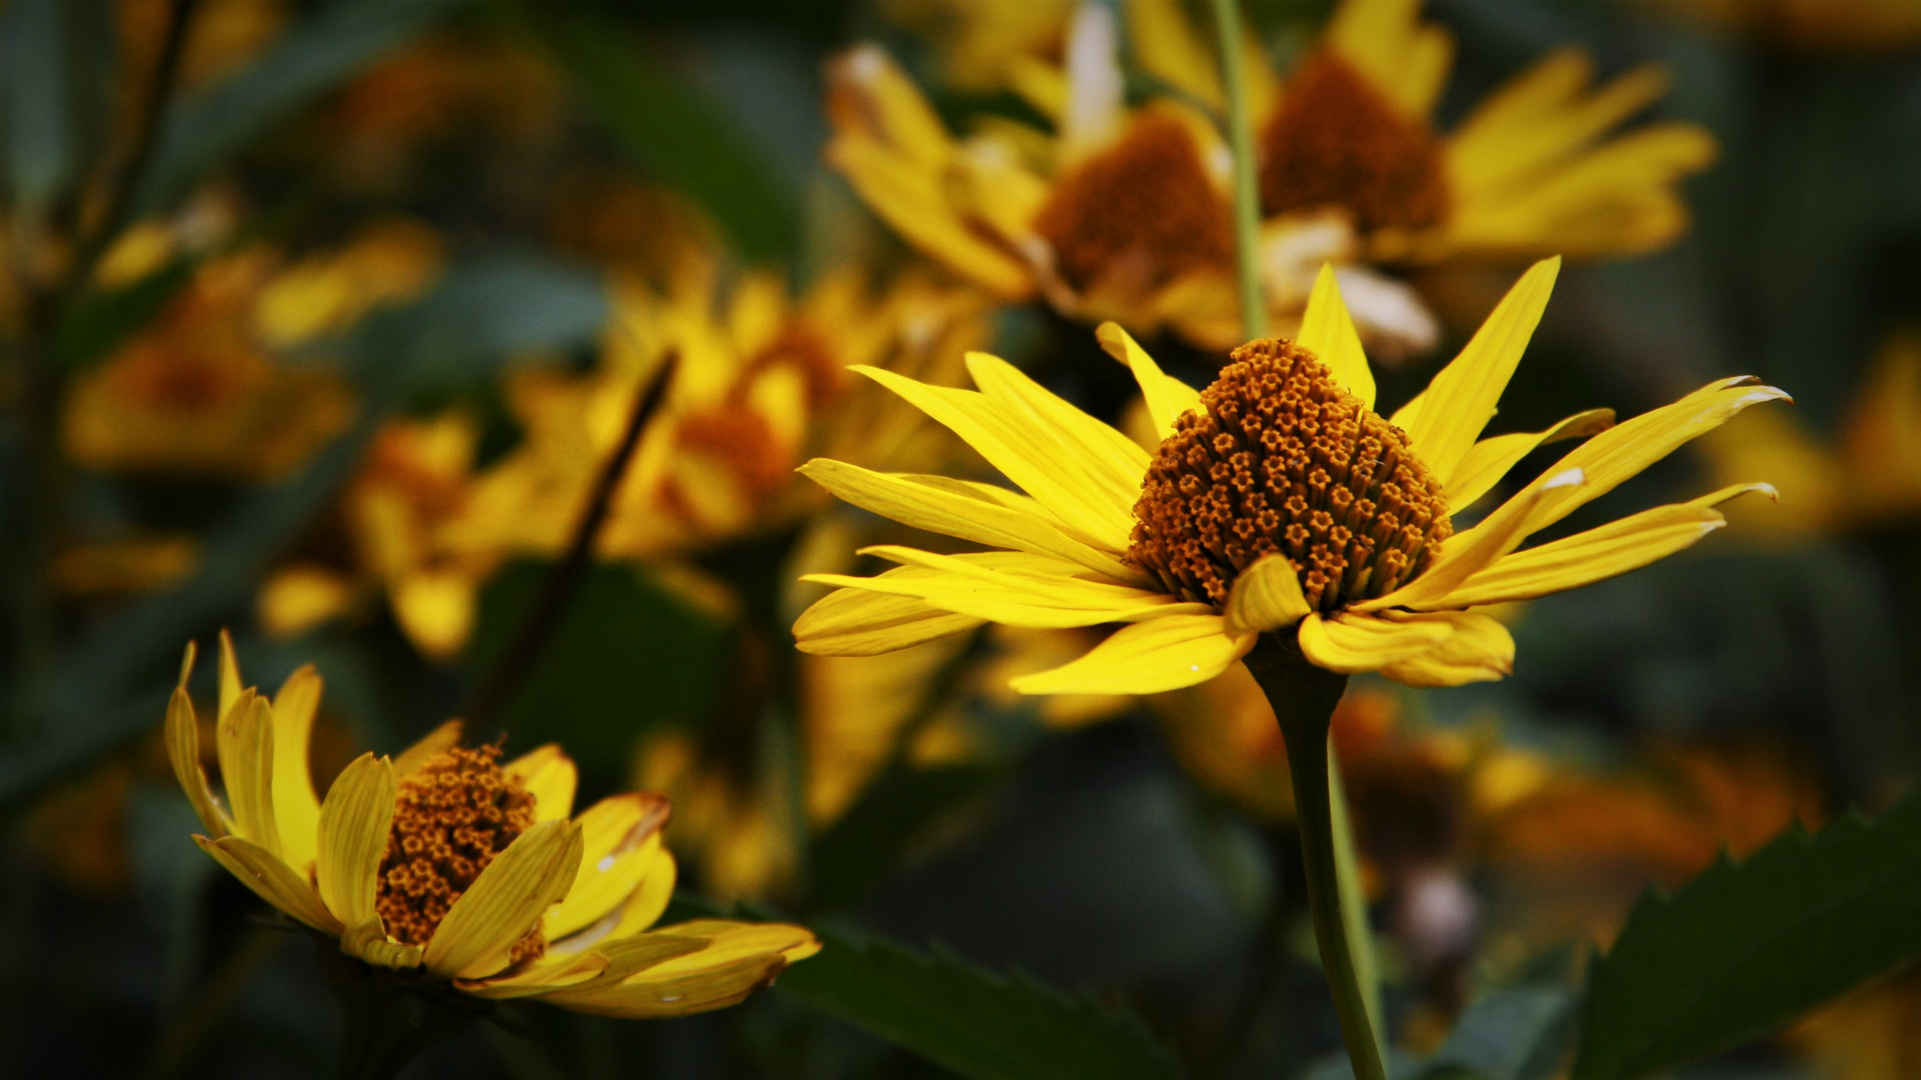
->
[[465, 355, 677, 729]]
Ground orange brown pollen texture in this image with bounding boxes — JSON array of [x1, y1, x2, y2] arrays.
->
[[375, 745, 545, 965], [1031, 113, 1235, 294], [1259, 53, 1451, 235], [1128, 339, 1452, 613]]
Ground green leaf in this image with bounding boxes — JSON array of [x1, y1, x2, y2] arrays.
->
[[1571, 791, 1921, 1080], [1423, 986, 1575, 1080], [134, 0, 469, 214], [773, 923, 1184, 1080], [524, 7, 799, 262]]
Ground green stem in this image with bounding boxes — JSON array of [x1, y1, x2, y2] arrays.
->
[[1211, 0, 1266, 341], [317, 939, 490, 1080], [1243, 638, 1386, 1080]]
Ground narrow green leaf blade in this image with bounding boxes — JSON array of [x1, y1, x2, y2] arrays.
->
[[774, 924, 1183, 1080], [1572, 793, 1921, 1080]]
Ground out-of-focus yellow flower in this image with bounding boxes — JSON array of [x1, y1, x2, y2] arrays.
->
[[1788, 970, 1921, 1080], [1700, 328, 1921, 537], [64, 219, 441, 480], [260, 410, 489, 658], [63, 250, 357, 479], [878, 0, 1076, 90], [167, 634, 817, 1014], [52, 535, 200, 596], [794, 260, 1783, 694], [117, 0, 289, 92], [453, 263, 991, 567], [1644, 0, 1921, 51]]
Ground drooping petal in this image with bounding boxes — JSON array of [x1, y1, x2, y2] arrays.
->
[[1403, 258, 1560, 486], [216, 692, 281, 857], [166, 685, 229, 838], [1096, 321, 1202, 441], [342, 919, 424, 969], [315, 752, 395, 930], [505, 745, 579, 823], [423, 819, 584, 980], [394, 719, 462, 778], [538, 921, 818, 1019], [606, 845, 678, 940], [798, 459, 1143, 583], [269, 665, 324, 873], [1297, 611, 1454, 674], [1445, 407, 1615, 514], [1009, 615, 1255, 694], [1297, 264, 1376, 409], [195, 835, 341, 934], [806, 546, 1209, 629], [1415, 483, 1775, 611], [853, 365, 1136, 550], [793, 581, 986, 656], [1224, 555, 1312, 635], [546, 794, 671, 941], [1456, 376, 1790, 552], [1378, 611, 1514, 687]]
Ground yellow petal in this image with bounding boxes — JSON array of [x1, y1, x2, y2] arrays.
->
[[505, 745, 578, 823], [315, 752, 395, 930], [1377, 611, 1514, 687], [394, 719, 462, 778], [807, 546, 1207, 629], [540, 921, 818, 1018], [1297, 611, 1453, 674], [1223, 555, 1311, 635], [1009, 615, 1255, 694], [1457, 377, 1790, 551], [607, 845, 677, 939], [1097, 322, 1201, 441], [793, 583, 985, 656], [547, 794, 671, 941], [456, 952, 612, 999], [269, 666, 323, 873], [799, 459, 1143, 583], [216, 692, 280, 857], [963, 351, 1151, 484], [1403, 258, 1560, 486], [423, 819, 583, 980], [1446, 408, 1615, 514], [1361, 469, 1585, 611], [852, 366, 1136, 550], [343, 918, 424, 969], [194, 835, 341, 933], [1297, 264, 1376, 409], [1420, 482, 1774, 611], [166, 686, 230, 838], [217, 628, 244, 725], [177, 640, 198, 691]]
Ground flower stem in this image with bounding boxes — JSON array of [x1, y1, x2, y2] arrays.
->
[[1243, 638, 1387, 1080], [1211, 0, 1267, 341], [318, 939, 489, 1080]]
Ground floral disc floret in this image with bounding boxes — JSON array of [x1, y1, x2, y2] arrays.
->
[[375, 744, 544, 963], [1128, 338, 1453, 613]]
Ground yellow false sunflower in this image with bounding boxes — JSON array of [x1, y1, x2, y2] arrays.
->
[[793, 257, 1785, 692], [165, 634, 817, 1014]]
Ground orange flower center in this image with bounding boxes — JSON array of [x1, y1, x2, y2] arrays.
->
[[1032, 113, 1235, 294], [1259, 53, 1451, 235], [1127, 339, 1451, 612], [375, 745, 544, 964]]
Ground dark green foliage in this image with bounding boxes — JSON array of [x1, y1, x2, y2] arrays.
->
[[774, 923, 1185, 1080], [52, 256, 198, 373], [809, 762, 1010, 912], [1573, 792, 1921, 1080], [525, 6, 800, 262]]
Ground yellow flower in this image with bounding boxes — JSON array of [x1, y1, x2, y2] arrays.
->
[[166, 634, 817, 1015], [794, 257, 1785, 692], [826, 0, 1715, 348]]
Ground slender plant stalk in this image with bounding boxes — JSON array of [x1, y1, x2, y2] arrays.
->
[[318, 936, 490, 1080], [1211, 0, 1266, 341], [466, 354, 676, 727], [1243, 638, 1388, 1080]]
